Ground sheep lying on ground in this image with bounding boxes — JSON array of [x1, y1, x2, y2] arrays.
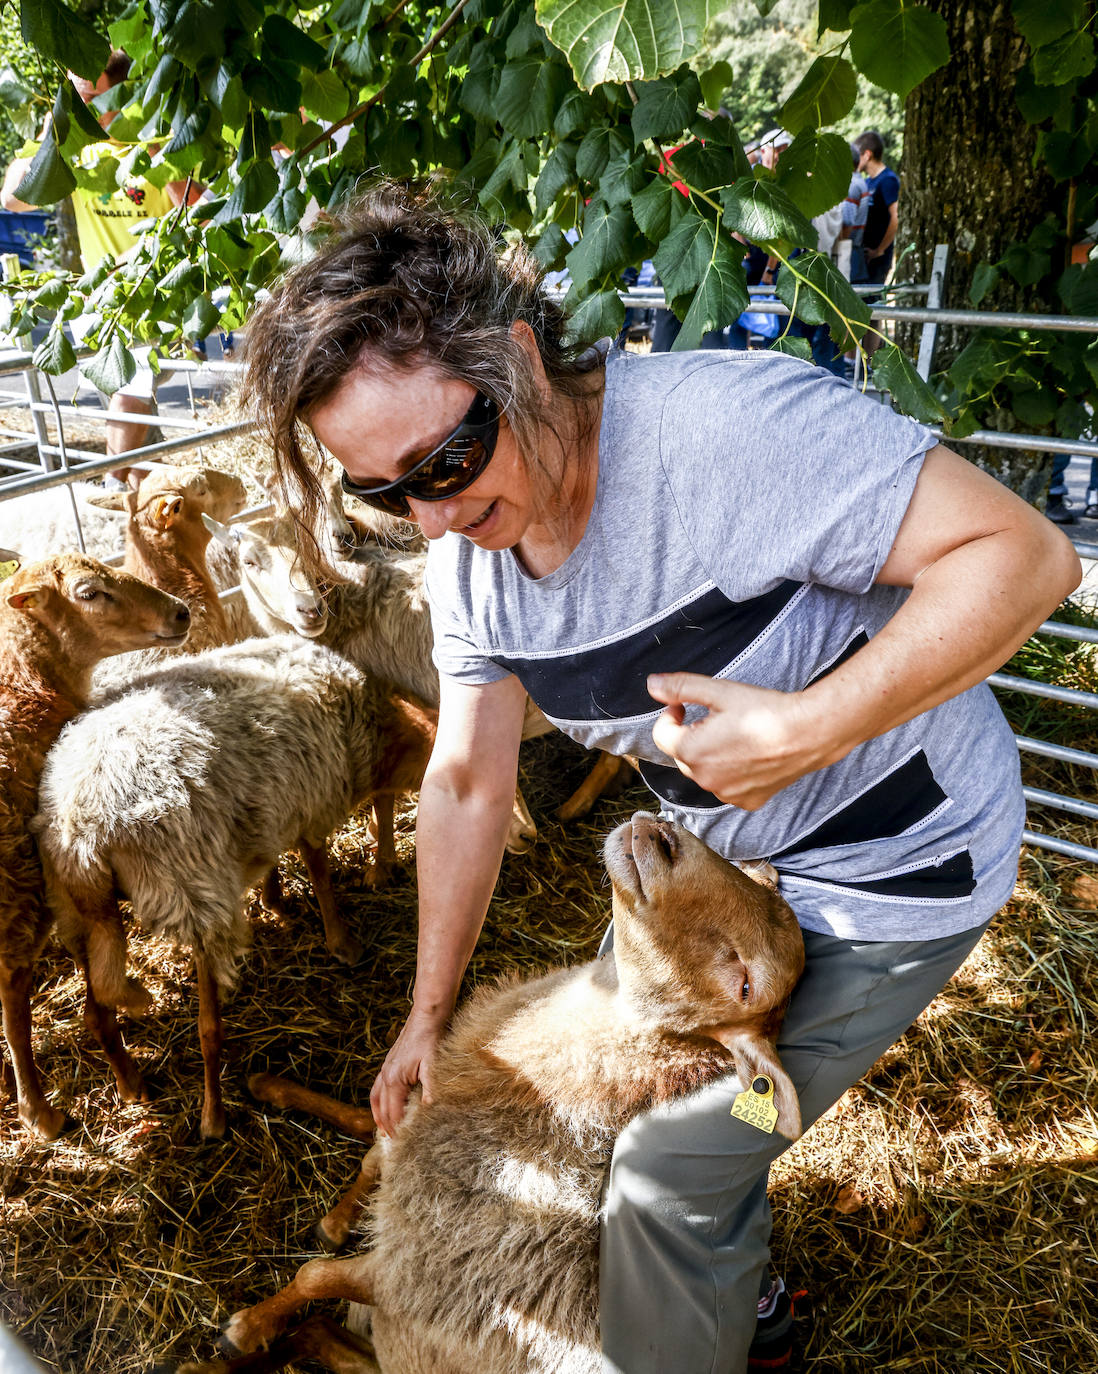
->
[[34, 635, 436, 1139], [174, 813, 805, 1372], [0, 553, 189, 1138]]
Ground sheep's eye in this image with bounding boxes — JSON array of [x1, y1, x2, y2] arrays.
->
[[241, 556, 259, 569], [741, 978, 751, 1002], [75, 585, 101, 601]]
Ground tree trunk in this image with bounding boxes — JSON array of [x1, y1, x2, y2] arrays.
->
[[900, 0, 1063, 496], [55, 198, 81, 274]]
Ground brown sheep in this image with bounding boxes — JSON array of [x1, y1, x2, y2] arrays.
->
[[0, 553, 190, 1138], [174, 812, 804, 1372]]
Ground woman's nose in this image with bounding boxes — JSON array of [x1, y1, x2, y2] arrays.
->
[[406, 496, 455, 540]]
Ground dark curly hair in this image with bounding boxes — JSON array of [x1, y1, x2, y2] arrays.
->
[[239, 180, 601, 578]]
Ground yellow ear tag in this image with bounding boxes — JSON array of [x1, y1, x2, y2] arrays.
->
[[0, 560, 18, 583], [730, 1075, 778, 1134]]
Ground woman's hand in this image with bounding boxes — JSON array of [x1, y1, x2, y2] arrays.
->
[[648, 673, 839, 811], [369, 1006, 448, 1136]]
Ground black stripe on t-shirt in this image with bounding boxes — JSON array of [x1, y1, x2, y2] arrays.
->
[[490, 581, 803, 722], [637, 758, 725, 810], [781, 850, 976, 900], [807, 629, 869, 686], [773, 750, 948, 860]]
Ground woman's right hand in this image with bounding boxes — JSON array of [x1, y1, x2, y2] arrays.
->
[[369, 1006, 448, 1136]]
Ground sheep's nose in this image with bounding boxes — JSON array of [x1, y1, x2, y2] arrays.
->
[[174, 604, 192, 627]]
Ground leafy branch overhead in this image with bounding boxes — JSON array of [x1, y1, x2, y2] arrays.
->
[[0, 0, 1090, 438]]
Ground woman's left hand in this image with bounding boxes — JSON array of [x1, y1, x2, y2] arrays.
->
[[648, 672, 840, 811]]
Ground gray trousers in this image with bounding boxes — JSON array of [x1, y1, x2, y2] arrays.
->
[[599, 920, 991, 1374]]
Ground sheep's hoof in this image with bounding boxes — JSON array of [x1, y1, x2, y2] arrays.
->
[[199, 1109, 229, 1142], [314, 1216, 349, 1253], [120, 977, 154, 1017], [328, 935, 364, 966], [218, 1312, 264, 1358], [21, 1101, 73, 1141]]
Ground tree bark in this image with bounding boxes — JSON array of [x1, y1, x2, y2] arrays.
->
[[900, 0, 1063, 496]]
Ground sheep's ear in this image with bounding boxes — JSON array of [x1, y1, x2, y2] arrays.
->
[[738, 860, 779, 891], [706, 1026, 801, 1141], [202, 513, 242, 546], [85, 490, 128, 511], [7, 584, 39, 611], [152, 494, 184, 527]]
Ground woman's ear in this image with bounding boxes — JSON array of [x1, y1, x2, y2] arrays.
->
[[509, 319, 552, 403]]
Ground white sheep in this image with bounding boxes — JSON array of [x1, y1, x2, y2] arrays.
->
[[174, 813, 805, 1373], [34, 634, 437, 1140], [0, 553, 190, 1138]]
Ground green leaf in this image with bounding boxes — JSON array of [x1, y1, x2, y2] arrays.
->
[[144, 53, 181, 107], [213, 160, 280, 225], [164, 1, 225, 70], [565, 200, 634, 291], [263, 184, 308, 235], [22, 0, 109, 81], [719, 176, 816, 253], [1014, 65, 1075, 124], [870, 342, 947, 422], [32, 325, 77, 375], [536, 0, 714, 90], [576, 126, 631, 184], [64, 80, 105, 149], [531, 221, 569, 270], [1009, 385, 1057, 427], [496, 56, 576, 139], [535, 142, 577, 216], [849, 0, 950, 101], [672, 234, 749, 350], [162, 102, 212, 158], [1011, 0, 1084, 48], [262, 14, 327, 70], [1037, 126, 1093, 181], [1058, 263, 1098, 316], [182, 293, 220, 338], [668, 138, 743, 195], [780, 57, 857, 134], [651, 205, 717, 300], [818, 0, 855, 33], [301, 69, 350, 123], [32, 279, 69, 310], [15, 134, 76, 206], [1031, 29, 1096, 87], [771, 334, 813, 361], [969, 263, 999, 306], [699, 60, 732, 111], [774, 250, 871, 351], [774, 132, 851, 219], [632, 175, 680, 239], [630, 75, 700, 144], [562, 285, 625, 344], [1000, 241, 1050, 287], [554, 89, 596, 137], [82, 336, 137, 394]]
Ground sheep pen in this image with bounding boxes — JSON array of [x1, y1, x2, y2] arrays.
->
[[0, 407, 1096, 1374]]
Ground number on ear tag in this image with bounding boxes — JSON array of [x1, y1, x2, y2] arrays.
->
[[730, 1074, 778, 1134]]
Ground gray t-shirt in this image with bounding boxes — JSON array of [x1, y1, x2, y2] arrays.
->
[[426, 347, 1024, 941]]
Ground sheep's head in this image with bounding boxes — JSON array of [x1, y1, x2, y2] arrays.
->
[[205, 514, 329, 638], [4, 552, 190, 659], [88, 463, 248, 533], [604, 812, 805, 1137]]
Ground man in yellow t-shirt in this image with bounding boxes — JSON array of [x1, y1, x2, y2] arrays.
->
[[1, 50, 198, 463]]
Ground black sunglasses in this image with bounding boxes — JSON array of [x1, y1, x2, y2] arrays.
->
[[339, 391, 501, 518]]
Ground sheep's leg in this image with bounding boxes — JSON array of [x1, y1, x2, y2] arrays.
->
[[82, 984, 148, 1105], [298, 840, 363, 965], [367, 796, 397, 888], [260, 866, 287, 916], [0, 961, 66, 1139], [220, 1254, 377, 1357], [555, 752, 634, 822], [48, 872, 151, 1016], [177, 1313, 379, 1374], [506, 786, 537, 854], [246, 1071, 375, 1141], [194, 953, 227, 1140], [316, 1143, 384, 1251]]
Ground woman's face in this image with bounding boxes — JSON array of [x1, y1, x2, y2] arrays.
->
[[309, 363, 539, 551]]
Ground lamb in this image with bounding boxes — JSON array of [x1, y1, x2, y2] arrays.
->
[[87, 464, 248, 680], [173, 812, 805, 1374], [33, 634, 437, 1140], [0, 553, 190, 1138]]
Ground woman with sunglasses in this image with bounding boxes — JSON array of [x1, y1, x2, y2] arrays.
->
[[241, 182, 1079, 1374]]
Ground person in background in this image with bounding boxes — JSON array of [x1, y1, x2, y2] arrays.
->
[[1, 49, 201, 465], [856, 130, 900, 289], [1045, 453, 1098, 524], [839, 142, 870, 284]]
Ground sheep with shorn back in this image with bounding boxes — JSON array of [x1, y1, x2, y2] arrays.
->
[[33, 634, 437, 1140], [0, 552, 190, 1138], [174, 813, 805, 1374]]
